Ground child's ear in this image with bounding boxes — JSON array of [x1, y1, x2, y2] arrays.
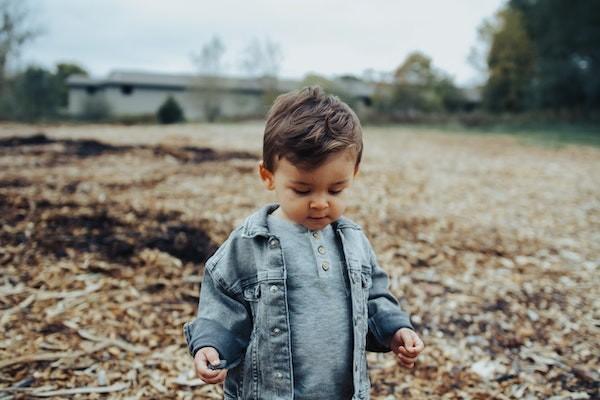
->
[[258, 161, 275, 190]]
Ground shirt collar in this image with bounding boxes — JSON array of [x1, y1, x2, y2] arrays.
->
[[241, 203, 361, 238]]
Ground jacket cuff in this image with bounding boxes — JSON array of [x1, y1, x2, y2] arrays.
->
[[184, 318, 245, 368], [367, 311, 414, 351]]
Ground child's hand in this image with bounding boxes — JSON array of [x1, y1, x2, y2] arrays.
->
[[390, 328, 424, 369], [193, 347, 227, 384]]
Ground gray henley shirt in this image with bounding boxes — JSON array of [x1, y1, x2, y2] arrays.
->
[[267, 213, 354, 399]]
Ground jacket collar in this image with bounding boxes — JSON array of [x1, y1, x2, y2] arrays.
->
[[241, 203, 361, 238]]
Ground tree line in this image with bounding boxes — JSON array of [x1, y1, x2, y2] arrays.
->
[[482, 0, 599, 115]]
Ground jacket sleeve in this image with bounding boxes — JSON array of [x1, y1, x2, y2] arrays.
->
[[365, 240, 415, 352], [183, 258, 252, 369]]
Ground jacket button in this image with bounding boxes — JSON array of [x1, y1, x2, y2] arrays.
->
[[269, 238, 279, 248], [275, 372, 283, 379], [271, 327, 281, 335], [317, 245, 326, 255], [270, 285, 278, 293]]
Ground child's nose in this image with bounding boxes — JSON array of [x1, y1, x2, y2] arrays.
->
[[309, 197, 328, 210]]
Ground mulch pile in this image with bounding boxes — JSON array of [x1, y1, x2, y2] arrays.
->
[[0, 125, 598, 399]]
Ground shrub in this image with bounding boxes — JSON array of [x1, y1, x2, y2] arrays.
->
[[157, 96, 185, 124]]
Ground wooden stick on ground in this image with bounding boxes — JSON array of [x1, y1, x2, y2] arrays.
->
[[0, 351, 82, 370], [28, 382, 129, 397]]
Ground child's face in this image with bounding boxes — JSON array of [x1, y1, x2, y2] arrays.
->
[[258, 149, 359, 231]]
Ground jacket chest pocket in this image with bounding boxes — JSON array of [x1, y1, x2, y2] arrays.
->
[[359, 266, 373, 324], [242, 282, 262, 326], [348, 259, 372, 313]]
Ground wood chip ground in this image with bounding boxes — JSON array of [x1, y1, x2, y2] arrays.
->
[[0, 123, 598, 399]]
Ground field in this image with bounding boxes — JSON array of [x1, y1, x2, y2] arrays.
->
[[0, 122, 598, 399]]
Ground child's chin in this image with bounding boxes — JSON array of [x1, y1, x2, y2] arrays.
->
[[304, 217, 330, 229]]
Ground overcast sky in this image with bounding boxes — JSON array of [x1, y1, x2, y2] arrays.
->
[[22, 0, 506, 86]]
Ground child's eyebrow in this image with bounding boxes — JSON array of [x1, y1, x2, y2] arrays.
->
[[290, 179, 349, 185], [331, 179, 349, 185]]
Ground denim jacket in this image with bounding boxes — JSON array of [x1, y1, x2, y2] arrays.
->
[[184, 204, 414, 399]]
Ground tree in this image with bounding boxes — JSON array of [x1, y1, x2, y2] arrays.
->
[[241, 37, 282, 79], [383, 51, 466, 115], [394, 51, 436, 86], [193, 35, 225, 76], [0, 0, 39, 93], [192, 35, 226, 121], [478, 1, 600, 113], [240, 37, 283, 108], [468, 17, 496, 86], [157, 96, 185, 124], [55, 63, 87, 107], [483, 8, 534, 112], [10, 65, 61, 120], [509, 0, 600, 111]]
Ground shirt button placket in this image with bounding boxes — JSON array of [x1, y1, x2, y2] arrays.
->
[[310, 229, 331, 277]]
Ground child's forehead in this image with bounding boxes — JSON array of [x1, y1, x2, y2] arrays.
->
[[276, 152, 358, 183]]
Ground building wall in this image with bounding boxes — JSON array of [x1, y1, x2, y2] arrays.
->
[[68, 85, 268, 121]]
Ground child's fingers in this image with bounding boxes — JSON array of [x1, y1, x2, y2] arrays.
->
[[402, 332, 424, 355], [204, 347, 222, 368], [194, 348, 223, 380], [396, 345, 414, 357], [396, 352, 417, 365], [202, 369, 227, 384], [411, 336, 425, 353]]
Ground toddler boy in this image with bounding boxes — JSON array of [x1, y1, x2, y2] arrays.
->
[[184, 86, 424, 399]]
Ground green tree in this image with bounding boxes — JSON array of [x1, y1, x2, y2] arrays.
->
[[9, 65, 61, 120], [483, 8, 535, 112], [394, 52, 436, 86], [55, 63, 87, 107], [157, 96, 184, 124], [382, 51, 466, 114], [510, 0, 600, 111]]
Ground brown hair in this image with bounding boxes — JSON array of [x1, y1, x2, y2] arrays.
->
[[262, 86, 363, 172]]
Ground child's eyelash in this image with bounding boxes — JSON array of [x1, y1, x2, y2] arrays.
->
[[291, 189, 344, 195]]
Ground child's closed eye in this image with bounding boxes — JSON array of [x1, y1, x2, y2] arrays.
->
[[292, 188, 310, 195]]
